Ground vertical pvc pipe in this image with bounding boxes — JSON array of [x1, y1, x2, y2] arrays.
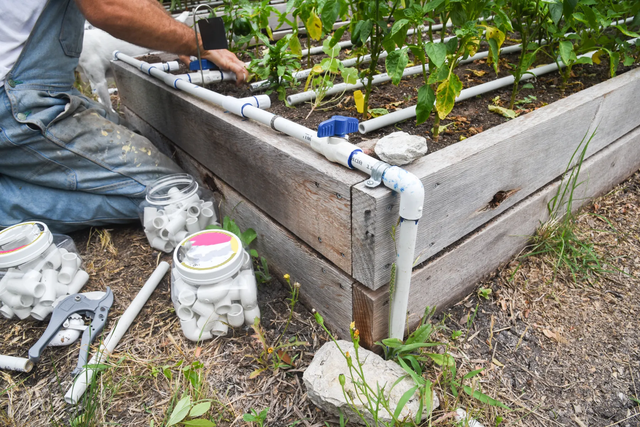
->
[[64, 262, 170, 405]]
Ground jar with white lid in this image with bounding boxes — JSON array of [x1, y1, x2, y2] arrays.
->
[[140, 173, 218, 253], [0, 222, 88, 321], [171, 229, 259, 341]]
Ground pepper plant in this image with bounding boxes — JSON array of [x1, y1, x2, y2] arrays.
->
[[247, 34, 302, 101]]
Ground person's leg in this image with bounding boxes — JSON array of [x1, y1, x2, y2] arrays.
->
[[0, 174, 141, 233], [0, 87, 183, 229]]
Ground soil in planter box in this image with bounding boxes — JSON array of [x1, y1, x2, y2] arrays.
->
[[151, 48, 639, 155]]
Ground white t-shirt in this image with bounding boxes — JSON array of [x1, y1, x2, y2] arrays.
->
[[0, 0, 47, 88]]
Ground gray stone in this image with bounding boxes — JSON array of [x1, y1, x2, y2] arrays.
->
[[374, 132, 428, 166], [303, 340, 439, 425]]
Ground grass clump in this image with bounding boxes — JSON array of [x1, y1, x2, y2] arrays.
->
[[524, 129, 609, 282]]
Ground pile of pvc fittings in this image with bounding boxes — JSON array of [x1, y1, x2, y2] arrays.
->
[[0, 222, 88, 321], [141, 174, 218, 253], [171, 229, 259, 341]]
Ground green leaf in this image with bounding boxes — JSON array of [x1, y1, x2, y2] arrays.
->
[[385, 48, 409, 85], [189, 402, 212, 418], [322, 37, 340, 57], [521, 83, 534, 90], [614, 25, 640, 38], [463, 385, 511, 409], [424, 42, 446, 68], [426, 353, 455, 367], [240, 228, 257, 247], [445, 37, 458, 55], [549, 3, 563, 25], [394, 386, 418, 420], [167, 395, 191, 426], [289, 34, 302, 56], [435, 74, 462, 120], [329, 26, 347, 48], [559, 41, 574, 66], [623, 55, 635, 67], [370, 108, 389, 117], [424, 0, 446, 13], [182, 419, 216, 426], [563, 0, 578, 19], [416, 84, 435, 125], [463, 368, 484, 379], [390, 19, 410, 39], [487, 38, 499, 73], [575, 56, 592, 65], [380, 338, 403, 348], [320, 0, 340, 33], [249, 248, 259, 258], [488, 105, 517, 119], [341, 67, 358, 85]]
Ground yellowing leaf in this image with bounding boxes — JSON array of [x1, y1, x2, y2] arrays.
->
[[354, 90, 364, 114], [592, 49, 604, 65], [485, 26, 505, 48], [435, 74, 463, 120], [467, 69, 486, 77], [488, 104, 518, 119], [312, 65, 323, 74], [305, 12, 322, 41], [492, 358, 504, 367]]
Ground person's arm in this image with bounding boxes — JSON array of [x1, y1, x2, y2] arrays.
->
[[75, 0, 248, 83]]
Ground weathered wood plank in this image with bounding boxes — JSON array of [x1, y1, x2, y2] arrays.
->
[[124, 108, 354, 338], [114, 60, 366, 273], [355, 125, 640, 343], [352, 67, 640, 289]]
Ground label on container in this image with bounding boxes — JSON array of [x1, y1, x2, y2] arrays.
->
[[180, 230, 240, 270], [0, 222, 44, 254]]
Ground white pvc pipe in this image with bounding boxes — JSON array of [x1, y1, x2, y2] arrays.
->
[[287, 42, 525, 105], [174, 69, 237, 85], [358, 50, 595, 134], [227, 304, 244, 328], [64, 261, 170, 405], [0, 355, 34, 373], [67, 270, 90, 295], [116, 51, 427, 340], [237, 270, 258, 310]]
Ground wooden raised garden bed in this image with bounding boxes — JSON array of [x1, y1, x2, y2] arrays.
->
[[113, 58, 640, 347]]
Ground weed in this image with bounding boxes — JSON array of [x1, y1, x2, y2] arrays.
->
[[477, 287, 492, 299], [248, 274, 307, 378], [243, 407, 269, 426], [523, 129, 611, 282]]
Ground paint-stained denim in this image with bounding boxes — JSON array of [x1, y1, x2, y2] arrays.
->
[[0, 0, 182, 233]]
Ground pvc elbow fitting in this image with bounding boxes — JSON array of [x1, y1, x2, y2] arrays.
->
[[191, 300, 216, 319], [186, 217, 200, 234], [180, 317, 213, 342], [0, 304, 14, 319], [143, 207, 158, 230], [198, 207, 215, 230], [210, 315, 229, 336], [382, 166, 425, 220]]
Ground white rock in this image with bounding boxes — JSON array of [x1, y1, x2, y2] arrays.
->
[[303, 340, 439, 425], [374, 131, 428, 166]]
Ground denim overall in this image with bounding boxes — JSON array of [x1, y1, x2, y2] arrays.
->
[[0, 0, 182, 232]]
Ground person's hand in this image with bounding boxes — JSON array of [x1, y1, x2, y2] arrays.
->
[[203, 49, 249, 86]]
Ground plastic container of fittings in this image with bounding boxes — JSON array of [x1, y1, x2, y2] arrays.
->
[[140, 173, 218, 253], [0, 222, 89, 321], [171, 229, 259, 341]]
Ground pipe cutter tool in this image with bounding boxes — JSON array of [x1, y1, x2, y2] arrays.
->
[[28, 288, 114, 375]]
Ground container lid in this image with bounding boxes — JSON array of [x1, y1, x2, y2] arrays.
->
[[173, 229, 243, 285], [0, 222, 53, 268], [145, 173, 199, 206]]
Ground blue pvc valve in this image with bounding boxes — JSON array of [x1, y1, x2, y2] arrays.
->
[[317, 115, 359, 138], [189, 59, 219, 71]]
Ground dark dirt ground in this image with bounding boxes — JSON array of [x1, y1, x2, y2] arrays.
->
[[1, 40, 639, 427]]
